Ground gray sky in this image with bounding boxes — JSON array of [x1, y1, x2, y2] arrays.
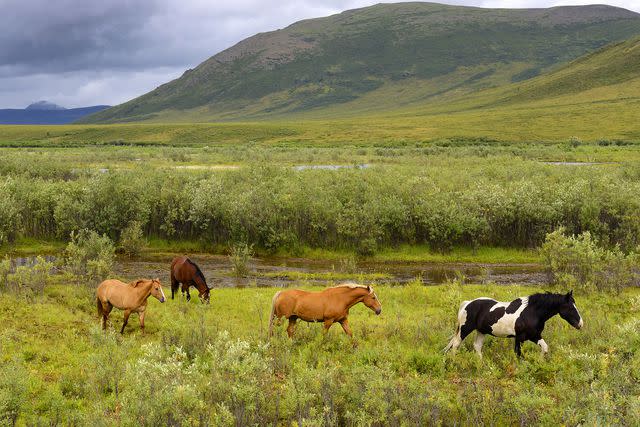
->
[[1, 0, 639, 108]]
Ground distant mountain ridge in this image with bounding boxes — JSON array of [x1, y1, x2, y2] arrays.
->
[[82, 2, 640, 123], [0, 105, 110, 125], [25, 101, 66, 111]]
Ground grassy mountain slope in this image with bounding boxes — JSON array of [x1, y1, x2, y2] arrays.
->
[[83, 2, 640, 123]]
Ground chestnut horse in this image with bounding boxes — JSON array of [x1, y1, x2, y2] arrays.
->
[[170, 256, 211, 303], [96, 278, 166, 334], [269, 283, 382, 339]]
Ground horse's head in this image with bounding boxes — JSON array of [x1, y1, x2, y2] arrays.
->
[[200, 288, 211, 304], [558, 290, 583, 329], [362, 285, 381, 315], [149, 278, 166, 303]]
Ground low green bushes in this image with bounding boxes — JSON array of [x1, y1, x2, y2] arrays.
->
[[541, 228, 639, 293], [3, 155, 640, 256], [62, 229, 115, 285], [117, 221, 147, 257]]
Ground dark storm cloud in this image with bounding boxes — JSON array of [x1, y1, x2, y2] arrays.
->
[[1, 0, 639, 108], [0, 0, 369, 77]]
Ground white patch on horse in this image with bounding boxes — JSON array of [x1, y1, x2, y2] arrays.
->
[[489, 297, 528, 337], [574, 303, 584, 329], [458, 302, 469, 329]]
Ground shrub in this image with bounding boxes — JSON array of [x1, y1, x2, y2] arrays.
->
[[0, 359, 28, 426], [338, 255, 358, 274], [0, 257, 10, 292], [117, 220, 146, 257], [356, 237, 377, 257], [229, 242, 253, 278], [568, 136, 582, 148], [0, 179, 20, 245], [540, 228, 639, 293], [6, 256, 54, 296], [63, 229, 115, 284]]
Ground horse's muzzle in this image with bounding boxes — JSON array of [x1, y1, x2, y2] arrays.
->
[[375, 308, 381, 315], [160, 297, 166, 303]]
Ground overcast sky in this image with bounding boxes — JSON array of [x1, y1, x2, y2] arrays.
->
[[1, 0, 639, 108]]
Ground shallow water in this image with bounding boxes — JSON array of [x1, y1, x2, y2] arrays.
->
[[111, 254, 548, 289], [8, 253, 547, 288]]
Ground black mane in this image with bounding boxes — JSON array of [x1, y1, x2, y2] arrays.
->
[[527, 292, 567, 308], [187, 258, 209, 288]]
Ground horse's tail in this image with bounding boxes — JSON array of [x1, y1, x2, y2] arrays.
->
[[443, 300, 469, 353], [443, 325, 460, 353], [96, 297, 103, 317], [268, 291, 282, 338]]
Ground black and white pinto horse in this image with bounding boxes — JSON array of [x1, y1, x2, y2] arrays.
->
[[445, 291, 583, 357]]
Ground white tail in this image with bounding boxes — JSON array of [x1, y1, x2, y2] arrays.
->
[[444, 300, 469, 353], [443, 326, 461, 353]]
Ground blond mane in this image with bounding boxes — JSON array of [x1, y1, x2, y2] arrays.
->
[[331, 283, 374, 293]]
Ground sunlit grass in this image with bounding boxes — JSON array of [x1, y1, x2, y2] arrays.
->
[[1, 280, 638, 424]]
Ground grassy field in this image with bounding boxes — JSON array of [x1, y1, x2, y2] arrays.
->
[[1, 116, 640, 425], [1, 280, 638, 425]]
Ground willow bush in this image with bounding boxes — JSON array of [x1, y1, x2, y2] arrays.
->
[[541, 228, 639, 293], [63, 229, 115, 284], [2, 159, 640, 255]]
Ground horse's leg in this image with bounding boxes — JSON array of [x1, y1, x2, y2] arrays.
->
[[473, 332, 485, 357], [286, 317, 297, 338], [139, 310, 146, 333], [120, 309, 132, 334], [322, 319, 334, 337], [514, 336, 524, 358], [182, 283, 191, 301], [339, 319, 353, 338], [102, 302, 112, 330], [533, 336, 548, 355]]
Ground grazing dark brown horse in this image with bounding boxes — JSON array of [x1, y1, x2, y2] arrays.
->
[[96, 278, 166, 334], [269, 283, 381, 339], [170, 256, 211, 303]]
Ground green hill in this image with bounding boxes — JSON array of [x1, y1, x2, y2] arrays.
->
[[83, 2, 640, 123]]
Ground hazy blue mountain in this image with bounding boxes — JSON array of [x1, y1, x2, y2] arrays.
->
[[25, 101, 66, 111], [0, 105, 111, 124]]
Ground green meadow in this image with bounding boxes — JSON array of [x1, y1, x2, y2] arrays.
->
[[1, 280, 638, 426], [1, 113, 640, 426]]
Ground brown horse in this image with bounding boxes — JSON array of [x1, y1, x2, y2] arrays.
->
[[170, 256, 211, 303], [269, 283, 382, 339], [96, 278, 166, 334]]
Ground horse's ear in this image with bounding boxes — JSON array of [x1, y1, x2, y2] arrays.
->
[[367, 285, 372, 293], [566, 290, 573, 300]]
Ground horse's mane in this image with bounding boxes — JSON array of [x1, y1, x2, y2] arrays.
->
[[331, 283, 372, 293], [528, 292, 567, 307], [186, 258, 209, 288]]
